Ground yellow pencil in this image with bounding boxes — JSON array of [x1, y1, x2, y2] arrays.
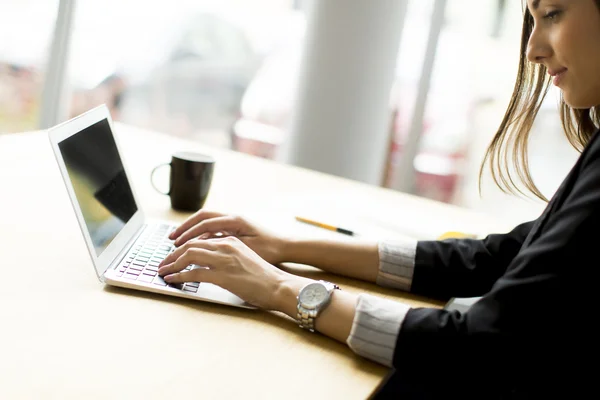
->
[[295, 216, 354, 236]]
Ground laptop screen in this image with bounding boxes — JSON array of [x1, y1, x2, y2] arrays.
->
[[58, 118, 138, 256]]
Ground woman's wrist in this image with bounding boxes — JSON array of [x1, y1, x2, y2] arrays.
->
[[271, 272, 314, 319], [278, 237, 316, 265], [276, 236, 297, 264], [270, 272, 357, 344], [276, 237, 380, 283]]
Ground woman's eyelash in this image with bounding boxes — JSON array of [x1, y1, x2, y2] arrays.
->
[[544, 10, 562, 20]]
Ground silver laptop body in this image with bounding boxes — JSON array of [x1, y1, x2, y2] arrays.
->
[[48, 104, 253, 309]]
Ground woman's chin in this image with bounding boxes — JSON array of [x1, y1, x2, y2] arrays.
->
[[562, 91, 600, 109]]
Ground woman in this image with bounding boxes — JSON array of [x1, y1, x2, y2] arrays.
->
[[159, 0, 599, 397]]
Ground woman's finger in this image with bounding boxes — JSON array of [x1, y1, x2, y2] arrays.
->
[[169, 209, 226, 240], [158, 242, 217, 271], [164, 267, 216, 284], [174, 215, 243, 246], [158, 248, 220, 277], [212, 231, 233, 238], [199, 231, 230, 240]]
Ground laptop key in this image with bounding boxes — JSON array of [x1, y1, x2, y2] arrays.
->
[[138, 274, 154, 283], [154, 276, 182, 290], [183, 286, 198, 293], [153, 276, 168, 286]]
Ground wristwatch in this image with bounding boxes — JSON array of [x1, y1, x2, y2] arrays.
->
[[296, 280, 340, 332]]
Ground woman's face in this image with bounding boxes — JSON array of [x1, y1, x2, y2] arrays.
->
[[527, 0, 600, 108]]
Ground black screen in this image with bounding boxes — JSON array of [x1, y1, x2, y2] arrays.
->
[[58, 118, 138, 256]]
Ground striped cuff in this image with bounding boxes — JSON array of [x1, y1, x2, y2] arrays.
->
[[376, 239, 417, 292], [346, 293, 411, 367]]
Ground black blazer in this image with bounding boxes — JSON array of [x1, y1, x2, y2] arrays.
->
[[371, 129, 600, 399]]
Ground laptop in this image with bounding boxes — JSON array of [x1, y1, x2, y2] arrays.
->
[[48, 104, 254, 309]]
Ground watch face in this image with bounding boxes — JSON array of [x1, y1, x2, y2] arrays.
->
[[300, 283, 328, 309]]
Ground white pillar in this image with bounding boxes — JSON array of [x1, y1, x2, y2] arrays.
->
[[280, 0, 407, 185], [392, 0, 447, 193], [39, 0, 76, 129]]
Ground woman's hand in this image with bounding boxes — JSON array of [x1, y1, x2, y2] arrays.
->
[[158, 235, 357, 345], [169, 210, 288, 265], [157, 235, 309, 310]]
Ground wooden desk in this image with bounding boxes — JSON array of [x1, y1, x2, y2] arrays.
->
[[0, 124, 512, 399]]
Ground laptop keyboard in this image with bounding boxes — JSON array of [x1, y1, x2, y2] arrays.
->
[[114, 223, 201, 293]]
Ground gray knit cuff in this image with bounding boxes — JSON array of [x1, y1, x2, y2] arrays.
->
[[346, 293, 411, 367], [376, 239, 417, 292]]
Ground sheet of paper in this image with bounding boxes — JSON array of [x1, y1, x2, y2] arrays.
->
[[444, 297, 481, 313]]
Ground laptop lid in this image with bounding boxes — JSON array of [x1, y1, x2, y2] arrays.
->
[[48, 104, 146, 280]]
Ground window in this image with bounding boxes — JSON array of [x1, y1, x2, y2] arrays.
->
[[386, 0, 577, 224], [0, 0, 59, 133], [67, 0, 299, 149]]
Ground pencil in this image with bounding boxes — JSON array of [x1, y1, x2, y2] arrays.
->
[[295, 216, 354, 236]]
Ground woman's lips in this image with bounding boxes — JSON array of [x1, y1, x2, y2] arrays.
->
[[549, 68, 567, 86]]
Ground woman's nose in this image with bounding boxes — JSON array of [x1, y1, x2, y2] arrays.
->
[[526, 28, 552, 64]]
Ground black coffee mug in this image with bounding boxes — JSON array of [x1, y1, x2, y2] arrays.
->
[[151, 152, 215, 212]]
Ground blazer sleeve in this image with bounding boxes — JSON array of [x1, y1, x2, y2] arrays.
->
[[388, 148, 600, 395], [410, 218, 537, 300]]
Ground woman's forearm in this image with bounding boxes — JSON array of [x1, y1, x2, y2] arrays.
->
[[280, 238, 380, 282]]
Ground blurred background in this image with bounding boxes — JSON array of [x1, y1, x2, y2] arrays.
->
[[0, 0, 580, 228]]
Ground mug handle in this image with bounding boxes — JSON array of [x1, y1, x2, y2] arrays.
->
[[151, 163, 171, 195]]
